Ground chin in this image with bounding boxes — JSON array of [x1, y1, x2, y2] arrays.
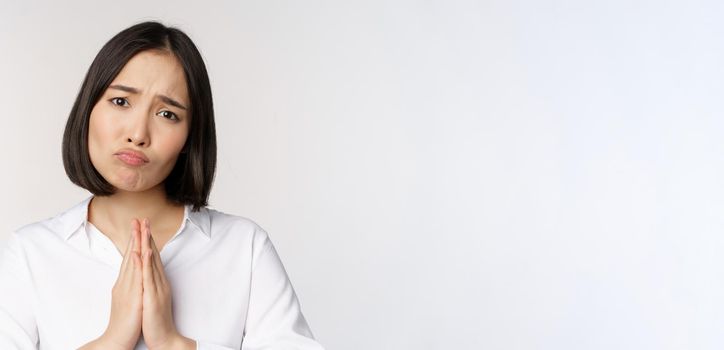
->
[[104, 171, 152, 193], [111, 181, 148, 193], [98, 164, 169, 193]]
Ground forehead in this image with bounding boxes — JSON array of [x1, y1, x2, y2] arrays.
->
[[110, 50, 189, 104]]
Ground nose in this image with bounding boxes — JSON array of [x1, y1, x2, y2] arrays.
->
[[126, 113, 150, 147]]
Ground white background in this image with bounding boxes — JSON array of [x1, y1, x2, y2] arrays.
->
[[1, 0, 723, 349]]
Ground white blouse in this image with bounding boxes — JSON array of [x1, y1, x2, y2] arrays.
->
[[0, 196, 324, 350]]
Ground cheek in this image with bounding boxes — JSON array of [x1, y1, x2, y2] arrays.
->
[[157, 129, 189, 163], [87, 107, 120, 165], [89, 104, 125, 142], [88, 114, 105, 157]]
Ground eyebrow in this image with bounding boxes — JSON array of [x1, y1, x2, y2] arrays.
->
[[108, 84, 188, 110]]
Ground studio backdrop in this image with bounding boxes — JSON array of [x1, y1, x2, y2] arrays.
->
[[1, 0, 723, 349]]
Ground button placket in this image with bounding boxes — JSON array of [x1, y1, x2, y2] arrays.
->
[[86, 222, 123, 269]]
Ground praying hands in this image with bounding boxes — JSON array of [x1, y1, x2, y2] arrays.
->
[[79, 219, 195, 350]]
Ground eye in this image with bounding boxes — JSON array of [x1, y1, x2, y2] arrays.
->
[[110, 97, 129, 107], [158, 110, 179, 121]]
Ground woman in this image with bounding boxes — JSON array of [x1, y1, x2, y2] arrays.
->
[[0, 21, 324, 350]]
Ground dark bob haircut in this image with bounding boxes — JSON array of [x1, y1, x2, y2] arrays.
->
[[62, 21, 216, 212]]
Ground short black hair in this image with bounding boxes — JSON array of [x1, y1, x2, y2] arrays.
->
[[62, 21, 216, 212]]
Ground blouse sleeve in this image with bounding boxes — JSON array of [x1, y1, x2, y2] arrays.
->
[[192, 227, 324, 350], [239, 227, 324, 350], [0, 233, 39, 349]]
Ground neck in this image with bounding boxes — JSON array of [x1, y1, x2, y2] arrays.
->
[[87, 184, 184, 241]]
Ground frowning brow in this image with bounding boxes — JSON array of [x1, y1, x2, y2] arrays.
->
[[108, 84, 188, 110]]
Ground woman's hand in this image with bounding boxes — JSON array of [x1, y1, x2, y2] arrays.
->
[[96, 219, 144, 350], [139, 219, 195, 350]]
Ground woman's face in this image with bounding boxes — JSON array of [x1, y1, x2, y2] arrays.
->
[[88, 50, 190, 193]]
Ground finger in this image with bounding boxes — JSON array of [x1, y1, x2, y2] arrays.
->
[[118, 222, 141, 292], [123, 219, 141, 282], [132, 219, 142, 256], [150, 247, 165, 289], [145, 220, 163, 271], [119, 220, 137, 272], [144, 221, 166, 288], [149, 250, 160, 293], [150, 250, 165, 294], [131, 251, 143, 296], [143, 248, 156, 294], [131, 250, 141, 270], [141, 218, 150, 264], [148, 232, 163, 272], [149, 226, 158, 256], [144, 219, 160, 275], [131, 251, 142, 279]]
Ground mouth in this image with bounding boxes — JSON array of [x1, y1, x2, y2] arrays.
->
[[114, 150, 149, 167]]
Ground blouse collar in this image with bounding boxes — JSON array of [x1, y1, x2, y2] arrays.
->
[[56, 196, 211, 241]]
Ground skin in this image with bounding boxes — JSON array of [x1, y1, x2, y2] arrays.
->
[[77, 50, 196, 350]]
